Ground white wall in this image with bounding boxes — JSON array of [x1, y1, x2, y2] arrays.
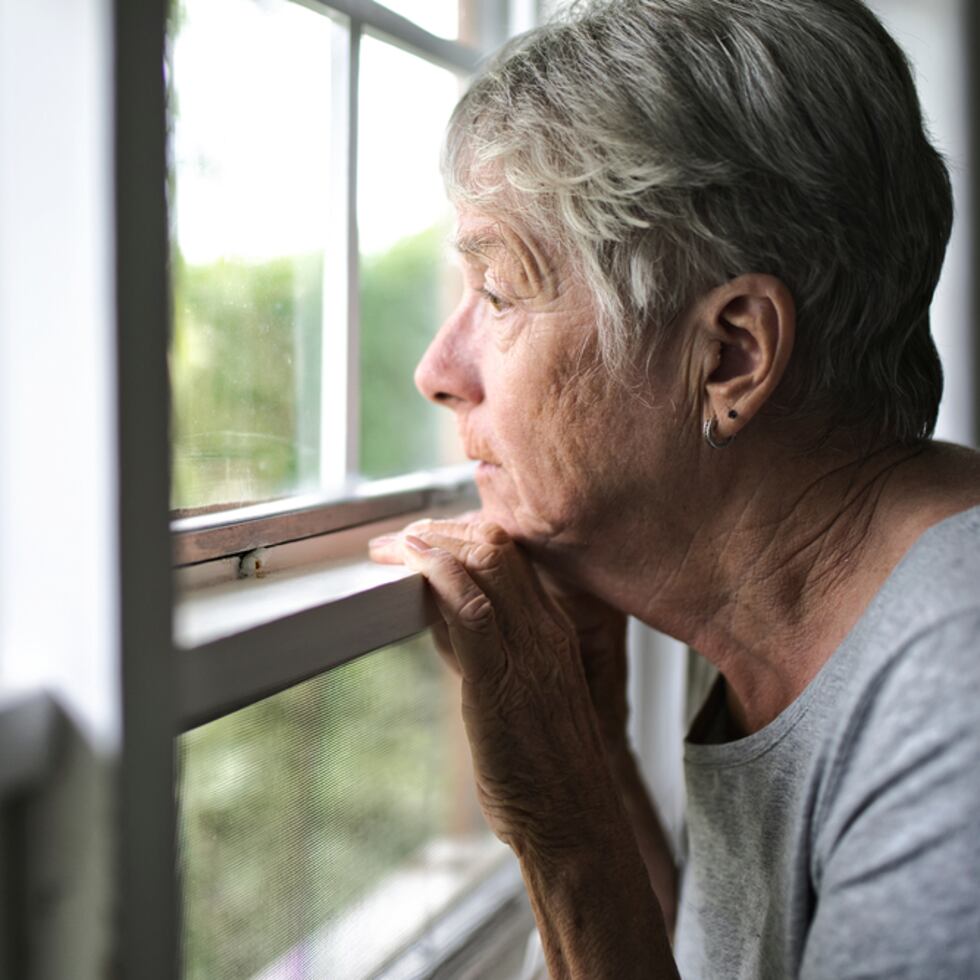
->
[[0, 1, 118, 976]]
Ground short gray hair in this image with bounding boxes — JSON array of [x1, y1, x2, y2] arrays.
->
[[444, 0, 952, 444]]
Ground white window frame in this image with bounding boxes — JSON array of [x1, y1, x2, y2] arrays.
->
[[1, 2, 178, 977]]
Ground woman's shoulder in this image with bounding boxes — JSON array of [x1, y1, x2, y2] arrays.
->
[[886, 440, 980, 537], [810, 531, 980, 874], [866, 441, 980, 633], [813, 495, 980, 766], [846, 492, 980, 675]]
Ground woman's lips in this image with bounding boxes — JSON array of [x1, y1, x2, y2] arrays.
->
[[475, 460, 502, 476], [467, 446, 501, 470]]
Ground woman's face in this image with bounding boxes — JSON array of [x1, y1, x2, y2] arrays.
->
[[414, 208, 686, 556]]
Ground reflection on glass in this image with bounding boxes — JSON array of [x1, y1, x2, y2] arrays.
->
[[379, 0, 460, 39], [178, 634, 500, 980], [358, 36, 467, 479], [168, 0, 337, 511]]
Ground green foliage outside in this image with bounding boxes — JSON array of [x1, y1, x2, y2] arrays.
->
[[171, 252, 321, 509], [171, 224, 451, 510], [359, 224, 450, 478], [179, 637, 470, 980]]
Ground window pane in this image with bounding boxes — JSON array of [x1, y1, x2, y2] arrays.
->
[[379, 0, 460, 40], [178, 634, 503, 979], [358, 36, 466, 479], [168, 0, 340, 511]]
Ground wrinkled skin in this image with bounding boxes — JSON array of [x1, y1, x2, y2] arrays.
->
[[411, 209, 686, 561], [368, 209, 679, 976], [377, 206, 650, 842], [369, 514, 674, 978], [369, 519, 623, 854]]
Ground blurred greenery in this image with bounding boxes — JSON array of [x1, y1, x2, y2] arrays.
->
[[179, 636, 481, 980], [171, 223, 451, 510], [171, 252, 320, 508], [171, 228, 480, 976], [360, 224, 452, 479]]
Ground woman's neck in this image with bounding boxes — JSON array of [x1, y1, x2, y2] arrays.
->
[[565, 439, 980, 735]]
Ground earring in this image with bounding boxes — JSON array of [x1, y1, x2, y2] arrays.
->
[[703, 416, 735, 449]]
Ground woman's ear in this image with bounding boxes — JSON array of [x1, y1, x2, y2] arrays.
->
[[699, 274, 795, 442]]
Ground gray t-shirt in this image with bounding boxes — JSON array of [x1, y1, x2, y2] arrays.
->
[[674, 504, 980, 979]]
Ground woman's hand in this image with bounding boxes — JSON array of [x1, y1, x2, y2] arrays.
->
[[369, 517, 618, 856], [370, 518, 677, 977], [374, 510, 633, 758], [538, 573, 631, 759]]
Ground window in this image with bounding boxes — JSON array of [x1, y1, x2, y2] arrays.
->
[[168, 0, 480, 514], [167, 1, 541, 976]]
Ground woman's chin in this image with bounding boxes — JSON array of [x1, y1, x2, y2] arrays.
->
[[475, 488, 566, 556], [474, 480, 521, 535]]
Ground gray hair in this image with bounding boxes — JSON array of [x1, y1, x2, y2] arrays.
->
[[443, 0, 952, 444]]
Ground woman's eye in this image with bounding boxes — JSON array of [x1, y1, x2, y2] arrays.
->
[[479, 287, 509, 313]]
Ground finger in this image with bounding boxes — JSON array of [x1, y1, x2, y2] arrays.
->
[[368, 517, 494, 564], [408, 529, 543, 633], [367, 533, 405, 565], [430, 619, 462, 676], [402, 536, 505, 686], [409, 524, 522, 578], [414, 528, 573, 629], [402, 516, 506, 544], [369, 532, 462, 673]]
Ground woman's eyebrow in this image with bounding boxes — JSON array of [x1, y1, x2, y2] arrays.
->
[[452, 230, 506, 259], [452, 226, 557, 300]]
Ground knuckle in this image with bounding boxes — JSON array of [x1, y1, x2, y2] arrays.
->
[[478, 522, 511, 547], [469, 541, 505, 572], [454, 591, 496, 633], [430, 546, 460, 569]]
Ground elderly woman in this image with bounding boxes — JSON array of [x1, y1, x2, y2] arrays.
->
[[370, 0, 980, 976]]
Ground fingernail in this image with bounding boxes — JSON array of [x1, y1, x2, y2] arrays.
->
[[404, 534, 432, 553], [368, 534, 397, 548]]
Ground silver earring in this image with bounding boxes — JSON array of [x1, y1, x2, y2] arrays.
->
[[703, 416, 735, 449]]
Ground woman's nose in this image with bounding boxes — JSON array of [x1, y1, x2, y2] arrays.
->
[[414, 304, 484, 408]]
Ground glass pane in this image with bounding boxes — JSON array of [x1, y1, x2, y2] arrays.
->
[[379, 0, 460, 40], [358, 36, 467, 479], [178, 634, 504, 980], [168, 0, 339, 511]]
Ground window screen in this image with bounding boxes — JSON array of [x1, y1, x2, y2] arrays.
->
[[178, 633, 503, 979]]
